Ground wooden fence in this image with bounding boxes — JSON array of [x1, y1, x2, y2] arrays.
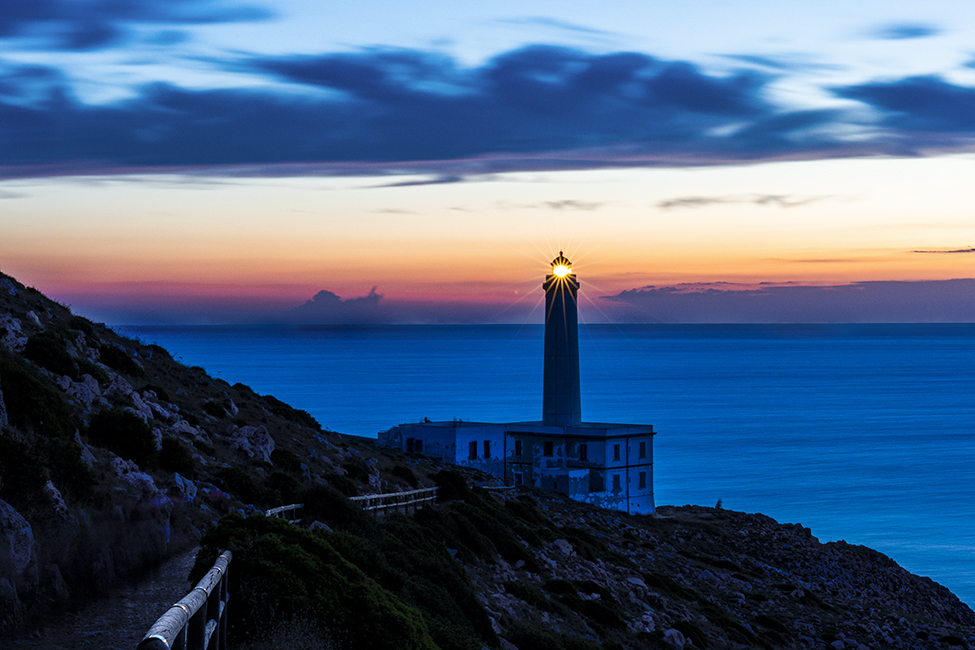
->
[[138, 550, 232, 650], [266, 502, 304, 523], [349, 487, 438, 515]]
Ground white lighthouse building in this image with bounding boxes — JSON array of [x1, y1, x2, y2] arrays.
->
[[381, 253, 656, 514]]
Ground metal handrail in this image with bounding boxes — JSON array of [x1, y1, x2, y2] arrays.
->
[[266, 503, 304, 522], [138, 550, 232, 650], [349, 487, 438, 514]]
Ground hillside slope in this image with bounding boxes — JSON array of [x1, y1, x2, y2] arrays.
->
[[1, 271, 973, 649]]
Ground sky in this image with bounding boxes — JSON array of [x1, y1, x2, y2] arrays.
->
[[1, 0, 975, 324]]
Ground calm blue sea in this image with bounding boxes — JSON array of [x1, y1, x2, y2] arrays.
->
[[120, 323, 975, 607]]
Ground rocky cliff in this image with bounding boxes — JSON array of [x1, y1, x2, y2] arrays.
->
[[1, 271, 973, 649]]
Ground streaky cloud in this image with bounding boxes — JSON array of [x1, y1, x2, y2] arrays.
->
[[913, 247, 975, 254], [869, 23, 942, 40], [657, 194, 829, 210], [6, 44, 975, 178], [602, 279, 975, 323]]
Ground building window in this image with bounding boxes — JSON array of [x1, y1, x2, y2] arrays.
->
[[589, 473, 604, 492], [639, 441, 646, 459], [514, 472, 523, 486], [638, 471, 646, 489], [544, 441, 554, 457], [406, 438, 415, 453], [468, 440, 477, 460], [612, 474, 621, 492], [579, 443, 588, 461], [483, 440, 491, 458], [514, 439, 523, 456], [613, 444, 621, 461], [415, 439, 423, 453]]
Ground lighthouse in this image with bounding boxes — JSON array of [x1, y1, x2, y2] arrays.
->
[[542, 251, 582, 426], [380, 250, 656, 514]]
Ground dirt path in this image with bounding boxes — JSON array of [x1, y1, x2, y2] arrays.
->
[[2, 547, 199, 650]]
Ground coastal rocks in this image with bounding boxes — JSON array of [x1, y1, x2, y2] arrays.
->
[[663, 628, 686, 647], [0, 499, 38, 624], [223, 397, 239, 416], [43, 481, 73, 522], [0, 314, 27, 352], [111, 458, 168, 505], [25, 311, 42, 328], [166, 473, 198, 504], [55, 373, 102, 412], [227, 424, 275, 463], [552, 539, 576, 557]]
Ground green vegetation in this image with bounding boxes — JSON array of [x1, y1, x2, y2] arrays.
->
[[159, 437, 195, 477], [87, 407, 157, 467], [194, 514, 438, 650], [202, 400, 227, 418], [99, 343, 145, 377], [24, 331, 78, 379]]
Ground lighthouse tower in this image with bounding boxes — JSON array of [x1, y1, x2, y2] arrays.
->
[[542, 251, 582, 426]]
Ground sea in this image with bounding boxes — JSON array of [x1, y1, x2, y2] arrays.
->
[[119, 323, 975, 607]]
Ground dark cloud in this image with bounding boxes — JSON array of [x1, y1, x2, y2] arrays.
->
[[286, 288, 386, 324], [836, 75, 975, 133], [870, 23, 942, 40], [373, 175, 467, 188], [657, 194, 828, 209], [0, 0, 270, 51], [545, 200, 604, 211], [913, 247, 975, 254], [602, 279, 975, 323], [6, 44, 975, 178]]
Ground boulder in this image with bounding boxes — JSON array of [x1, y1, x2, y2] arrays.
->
[[663, 628, 686, 647], [223, 397, 239, 416], [55, 374, 101, 413], [103, 373, 134, 400], [0, 500, 38, 601], [167, 473, 198, 504], [0, 314, 27, 352], [25, 311, 42, 327], [309, 521, 333, 533], [228, 424, 275, 463], [43, 481, 73, 522], [552, 539, 576, 556]]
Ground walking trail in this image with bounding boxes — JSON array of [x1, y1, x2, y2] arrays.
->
[[2, 547, 199, 650]]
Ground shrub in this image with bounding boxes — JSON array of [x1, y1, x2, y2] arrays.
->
[[341, 462, 370, 484], [265, 472, 301, 505], [202, 400, 227, 418], [99, 344, 145, 377], [67, 315, 97, 338], [146, 343, 172, 360], [391, 464, 419, 487], [141, 383, 171, 402], [216, 466, 265, 505], [159, 437, 196, 477], [673, 620, 708, 648], [24, 331, 78, 378], [193, 439, 215, 456], [271, 448, 303, 474], [77, 358, 109, 384], [194, 514, 437, 650], [0, 435, 48, 513], [0, 352, 77, 440], [263, 394, 322, 430], [328, 474, 359, 497], [431, 469, 470, 501], [87, 408, 157, 467]]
